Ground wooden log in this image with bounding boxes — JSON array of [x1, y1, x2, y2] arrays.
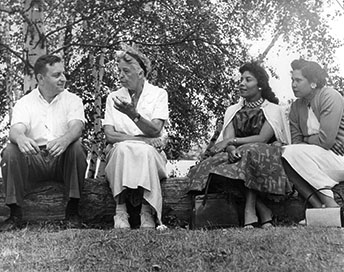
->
[[0, 178, 116, 223], [1, 177, 344, 226], [0, 177, 191, 225], [161, 177, 192, 227]]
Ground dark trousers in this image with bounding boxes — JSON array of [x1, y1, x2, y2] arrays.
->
[[1, 141, 88, 206]]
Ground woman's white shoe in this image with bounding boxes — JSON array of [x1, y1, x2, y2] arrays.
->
[[114, 212, 130, 229]]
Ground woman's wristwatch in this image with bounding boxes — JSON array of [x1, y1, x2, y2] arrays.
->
[[133, 113, 141, 123]]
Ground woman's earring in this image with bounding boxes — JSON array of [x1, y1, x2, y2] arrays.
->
[[310, 83, 317, 89]]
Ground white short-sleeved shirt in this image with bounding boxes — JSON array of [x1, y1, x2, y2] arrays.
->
[[103, 81, 169, 136], [11, 88, 85, 146]]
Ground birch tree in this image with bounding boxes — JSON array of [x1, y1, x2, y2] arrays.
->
[[23, 0, 46, 93]]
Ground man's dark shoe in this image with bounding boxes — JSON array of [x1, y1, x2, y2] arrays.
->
[[65, 198, 82, 228], [0, 216, 22, 232], [65, 213, 82, 228]]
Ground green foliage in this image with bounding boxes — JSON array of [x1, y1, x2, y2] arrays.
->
[[1, 0, 344, 158]]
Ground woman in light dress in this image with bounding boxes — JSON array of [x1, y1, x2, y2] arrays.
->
[[103, 45, 169, 229]]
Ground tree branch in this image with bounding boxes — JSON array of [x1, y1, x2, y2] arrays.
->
[[0, 6, 21, 14], [50, 37, 230, 55], [0, 43, 32, 69], [44, 5, 127, 40], [258, 17, 288, 61]]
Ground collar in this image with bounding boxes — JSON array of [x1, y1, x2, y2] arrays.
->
[[34, 88, 63, 104]]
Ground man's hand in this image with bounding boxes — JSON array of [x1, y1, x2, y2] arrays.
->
[[16, 135, 40, 155], [331, 140, 344, 156], [47, 137, 70, 157]]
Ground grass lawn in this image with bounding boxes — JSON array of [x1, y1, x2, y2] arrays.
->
[[0, 224, 344, 272]]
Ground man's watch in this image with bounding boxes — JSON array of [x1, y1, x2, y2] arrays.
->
[[133, 113, 141, 123]]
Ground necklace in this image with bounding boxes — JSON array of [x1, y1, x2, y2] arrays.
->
[[244, 97, 264, 108]]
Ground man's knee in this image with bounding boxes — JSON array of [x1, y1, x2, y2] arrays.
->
[[65, 140, 87, 158], [1, 143, 22, 161]]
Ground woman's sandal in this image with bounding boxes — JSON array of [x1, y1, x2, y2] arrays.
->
[[261, 220, 274, 229], [244, 222, 259, 229]]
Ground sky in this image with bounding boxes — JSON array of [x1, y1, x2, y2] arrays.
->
[[249, 1, 344, 103]]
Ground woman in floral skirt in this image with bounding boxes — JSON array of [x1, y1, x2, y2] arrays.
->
[[187, 62, 292, 228]]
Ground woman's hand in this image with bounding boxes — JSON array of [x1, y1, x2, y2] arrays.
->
[[138, 136, 165, 152], [271, 141, 282, 147], [148, 138, 165, 152], [209, 140, 230, 154], [112, 96, 137, 119], [226, 145, 241, 163]]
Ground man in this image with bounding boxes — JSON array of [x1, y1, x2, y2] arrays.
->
[[0, 54, 87, 231]]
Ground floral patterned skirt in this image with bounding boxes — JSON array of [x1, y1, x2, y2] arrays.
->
[[187, 143, 292, 199]]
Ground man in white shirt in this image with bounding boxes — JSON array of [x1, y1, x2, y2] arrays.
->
[[0, 54, 87, 231]]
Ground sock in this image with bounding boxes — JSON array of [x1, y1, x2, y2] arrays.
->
[[116, 203, 127, 214], [66, 198, 79, 215], [8, 204, 22, 218], [141, 204, 152, 214]]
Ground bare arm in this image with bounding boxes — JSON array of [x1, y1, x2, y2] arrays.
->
[[104, 125, 140, 144], [46, 119, 84, 157], [104, 123, 167, 151], [229, 121, 275, 145], [9, 123, 40, 155], [133, 117, 165, 137], [211, 120, 275, 153], [113, 96, 164, 137]]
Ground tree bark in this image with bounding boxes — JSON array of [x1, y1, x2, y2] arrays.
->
[[1, 177, 343, 227], [23, 0, 46, 94], [1, 18, 14, 123], [87, 51, 107, 179], [0, 177, 192, 226]]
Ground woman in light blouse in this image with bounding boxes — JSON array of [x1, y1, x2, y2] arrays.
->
[[282, 59, 344, 208], [103, 45, 169, 229]]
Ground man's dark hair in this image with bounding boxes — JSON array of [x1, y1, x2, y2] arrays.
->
[[34, 55, 62, 80]]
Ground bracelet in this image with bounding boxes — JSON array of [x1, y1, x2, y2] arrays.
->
[[233, 138, 237, 146]]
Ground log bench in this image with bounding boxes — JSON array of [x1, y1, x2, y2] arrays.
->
[[0, 177, 343, 228]]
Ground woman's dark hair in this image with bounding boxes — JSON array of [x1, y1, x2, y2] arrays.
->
[[290, 59, 327, 89], [239, 62, 279, 104], [34, 54, 62, 80]]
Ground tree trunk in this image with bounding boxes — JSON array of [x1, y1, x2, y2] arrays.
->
[[23, 0, 46, 94], [87, 51, 106, 179], [2, 19, 14, 124]]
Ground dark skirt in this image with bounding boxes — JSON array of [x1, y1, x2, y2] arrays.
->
[[187, 143, 292, 200]]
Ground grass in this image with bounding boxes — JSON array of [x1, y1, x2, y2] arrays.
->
[[0, 223, 344, 272]]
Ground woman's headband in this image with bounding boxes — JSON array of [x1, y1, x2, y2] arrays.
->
[[125, 51, 147, 76]]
